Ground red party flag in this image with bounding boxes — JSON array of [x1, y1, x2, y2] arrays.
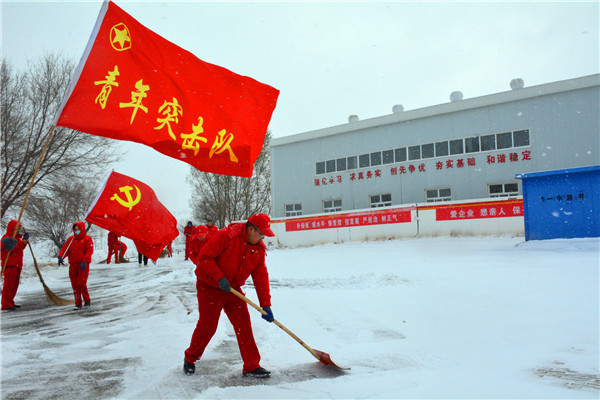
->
[[54, 0, 279, 178], [85, 171, 179, 261]]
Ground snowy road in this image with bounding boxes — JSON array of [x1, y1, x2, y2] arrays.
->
[[1, 236, 598, 399]]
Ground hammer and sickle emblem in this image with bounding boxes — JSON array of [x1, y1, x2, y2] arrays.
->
[[111, 185, 141, 211]]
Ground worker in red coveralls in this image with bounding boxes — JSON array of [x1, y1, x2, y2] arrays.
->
[[184, 221, 196, 261], [205, 219, 218, 236], [188, 220, 217, 262], [183, 213, 276, 378], [166, 241, 173, 257], [58, 222, 94, 310], [118, 240, 128, 261], [188, 225, 208, 265], [107, 231, 120, 264], [1, 220, 29, 311]]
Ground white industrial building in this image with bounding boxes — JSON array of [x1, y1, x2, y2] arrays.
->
[[270, 74, 599, 219]]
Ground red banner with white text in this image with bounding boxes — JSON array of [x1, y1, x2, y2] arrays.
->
[[420, 199, 524, 221], [282, 207, 414, 232]]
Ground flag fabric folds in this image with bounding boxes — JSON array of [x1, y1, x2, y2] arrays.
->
[[55, 0, 279, 178], [85, 171, 179, 261]]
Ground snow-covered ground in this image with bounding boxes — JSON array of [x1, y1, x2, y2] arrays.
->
[[1, 236, 598, 399]]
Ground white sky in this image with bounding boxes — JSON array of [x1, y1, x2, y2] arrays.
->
[[2, 1, 599, 219]]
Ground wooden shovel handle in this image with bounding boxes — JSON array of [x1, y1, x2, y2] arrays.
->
[[229, 288, 321, 361]]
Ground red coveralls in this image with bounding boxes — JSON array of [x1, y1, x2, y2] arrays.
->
[[206, 224, 219, 236], [59, 222, 94, 307], [107, 231, 120, 264], [184, 223, 271, 373], [1, 220, 28, 310], [184, 224, 196, 260], [119, 241, 128, 260], [188, 225, 208, 265]]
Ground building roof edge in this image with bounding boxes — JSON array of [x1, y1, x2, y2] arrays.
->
[[271, 74, 600, 148]]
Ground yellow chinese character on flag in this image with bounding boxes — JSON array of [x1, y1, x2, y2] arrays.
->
[[119, 79, 150, 124], [181, 116, 208, 155], [94, 66, 120, 109], [209, 129, 238, 163], [155, 97, 183, 140]]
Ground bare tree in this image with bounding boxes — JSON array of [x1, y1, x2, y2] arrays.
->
[[1, 54, 118, 220], [23, 177, 98, 254], [187, 131, 272, 228]]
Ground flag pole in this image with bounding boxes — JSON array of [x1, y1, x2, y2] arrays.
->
[[2, 125, 56, 277], [2, 1, 110, 277]]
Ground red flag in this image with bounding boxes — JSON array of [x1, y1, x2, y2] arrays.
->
[[85, 171, 179, 261], [54, 1, 279, 178]]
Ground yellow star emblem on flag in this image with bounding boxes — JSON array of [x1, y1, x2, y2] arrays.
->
[[110, 23, 131, 51]]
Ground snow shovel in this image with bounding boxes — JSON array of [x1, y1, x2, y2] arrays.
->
[[229, 288, 349, 370]]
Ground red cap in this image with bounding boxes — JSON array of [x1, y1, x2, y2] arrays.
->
[[248, 213, 275, 237]]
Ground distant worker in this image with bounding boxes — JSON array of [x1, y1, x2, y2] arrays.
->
[[1, 220, 30, 311], [188, 225, 208, 265], [205, 219, 218, 236], [184, 221, 196, 261], [166, 241, 173, 257], [58, 222, 94, 310], [107, 231, 120, 264], [118, 241, 128, 261], [138, 252, 149, 266]]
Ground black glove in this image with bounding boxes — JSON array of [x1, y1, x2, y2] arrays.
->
[[79, 261, 87, 270], [58, 257, 65, 266], [1, 237, 17, 251], [23, 232, 30, 241], [261, 306, 274, 323], [217, 276, 230, 293]]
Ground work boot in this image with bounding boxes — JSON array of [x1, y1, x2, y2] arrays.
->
[[183, 360, 195, 375], [242, 367, 271, 378]]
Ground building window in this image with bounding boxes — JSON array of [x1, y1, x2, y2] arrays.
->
[[395, 147, 407, 162], [285, 204, 302, 217], [359, 154, 370, 168], [426, 188, 451, 202], [449, 139, 463, 155], [370, 194, 391, 208], [323, 199, 342, 213], [408, 145, 421, 160], [480, 134, 496, 151], [435, 141, 449, 157], [496, 132, 512, 149], [336, 157, 347, 171], [465, 137, 480, 153], [421, 143, 434, 159], [326, 159, 336, 173], [513, 129, 530, 147], [316, 161, 325, 175], [382, 149, 394, 164], [370, 151, 382, 166], [347, 156, 357, 170], [489, 183, 519, 198]]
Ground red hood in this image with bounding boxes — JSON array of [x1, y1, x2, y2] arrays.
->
[[72, 221, 86, 237], [5, 220, 22, 239]]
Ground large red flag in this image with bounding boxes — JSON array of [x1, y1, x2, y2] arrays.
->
[[54, 1, 279, 178], [86, 171, 179, 261]]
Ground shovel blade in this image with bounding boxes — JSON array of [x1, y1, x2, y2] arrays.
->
[[313, 349, 350, 370]]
